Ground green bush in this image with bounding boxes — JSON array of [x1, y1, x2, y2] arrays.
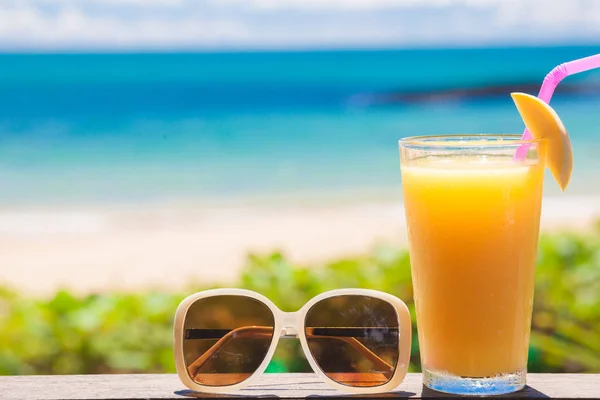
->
[[0, 225, 599, 375]]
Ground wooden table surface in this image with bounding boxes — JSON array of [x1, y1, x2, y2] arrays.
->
[[1, 373, 599, 399]]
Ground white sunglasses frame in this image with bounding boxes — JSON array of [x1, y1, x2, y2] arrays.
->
[[174, 288, 412, 394]]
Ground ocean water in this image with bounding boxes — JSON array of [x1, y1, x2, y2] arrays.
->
[[1, 46, 600, 207]]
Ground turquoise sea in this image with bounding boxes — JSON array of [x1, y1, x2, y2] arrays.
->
[[1, 46, 600, 207]]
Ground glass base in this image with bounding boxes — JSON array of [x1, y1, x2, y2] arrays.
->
[[423, 367, 526, 396]]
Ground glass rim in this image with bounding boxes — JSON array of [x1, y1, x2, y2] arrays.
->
[[399, 134, 545, 147]]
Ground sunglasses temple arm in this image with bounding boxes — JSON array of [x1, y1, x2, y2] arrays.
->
[[187, 326, 273, 378], [304, 328, 393, 372], [186, 326, 393, 378]]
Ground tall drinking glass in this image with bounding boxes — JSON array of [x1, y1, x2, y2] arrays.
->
[[399, 135, 546, 396]]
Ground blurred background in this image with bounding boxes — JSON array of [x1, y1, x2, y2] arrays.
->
[[0, 0, 599, 376]]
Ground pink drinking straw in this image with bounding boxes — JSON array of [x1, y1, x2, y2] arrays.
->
[[514, 53, 600, 161]]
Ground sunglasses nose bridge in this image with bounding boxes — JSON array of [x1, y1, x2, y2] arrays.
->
[[280, 311, 301, 338]]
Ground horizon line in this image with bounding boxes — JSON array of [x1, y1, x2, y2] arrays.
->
[[1, 41, 600, 55]]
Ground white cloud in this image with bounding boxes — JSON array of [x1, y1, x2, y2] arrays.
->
[[210, 0, 544, 11], [9, 0, 184, 5], [214, 0, 420, 11], [0, 0, 599, 50], [0, 5, 248, 49], [212, 0, 502, 10]]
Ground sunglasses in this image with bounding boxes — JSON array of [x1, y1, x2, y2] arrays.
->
[[174, 288, 412, 394]]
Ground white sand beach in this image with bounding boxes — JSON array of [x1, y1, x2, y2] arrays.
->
[[1, 195, 599, 296]]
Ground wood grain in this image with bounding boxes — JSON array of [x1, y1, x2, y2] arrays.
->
[[1, 373, 599, 399]]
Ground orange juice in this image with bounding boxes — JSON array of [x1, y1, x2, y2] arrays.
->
[[401, 154, 544, 378]]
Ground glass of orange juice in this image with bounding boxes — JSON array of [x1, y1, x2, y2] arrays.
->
[[399, 134, 546, 396]]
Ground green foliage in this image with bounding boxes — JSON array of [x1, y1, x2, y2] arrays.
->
[[0, 226, 599, 375], [530, 224, 600, 372], [0, 289, 183, 375]]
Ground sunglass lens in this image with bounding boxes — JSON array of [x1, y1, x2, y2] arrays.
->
[[182, 295, 275, 386], [304, 295, 400, 387]]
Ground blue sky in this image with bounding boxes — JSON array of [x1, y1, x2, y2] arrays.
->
[[1, 0, 600, 50]]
